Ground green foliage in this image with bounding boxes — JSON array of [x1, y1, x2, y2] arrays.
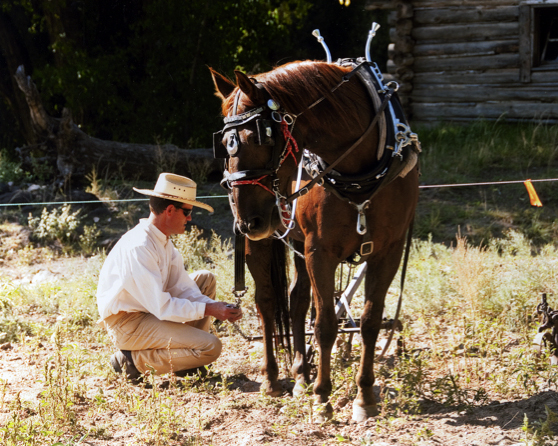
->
[[78, 224, 101, 256], [0, 282, 35, 343], [0, 151, 29, 184], [418, 120, 558, 182], [415, 121, 558, 245], [397, 230, 558, 331], [0, 329, 89, 445], [28, 205, 82, 249], [0, 317, 35, 343], [1, 0, 386, 152]]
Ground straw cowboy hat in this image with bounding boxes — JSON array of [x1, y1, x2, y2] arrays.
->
[[133, 173, 214, 213]]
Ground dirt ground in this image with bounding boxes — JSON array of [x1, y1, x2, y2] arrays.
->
[[0, 255, 555, 446], [1, 316, 556, 446]]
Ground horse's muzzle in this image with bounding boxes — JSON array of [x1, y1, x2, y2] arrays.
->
[[235, 216, 274, 241]]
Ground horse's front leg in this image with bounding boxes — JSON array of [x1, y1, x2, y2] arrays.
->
[[289, 239, 312, 397], [353, 240, 407, 421], [246, 238, 283, 396], [305, 243, 338, 420]]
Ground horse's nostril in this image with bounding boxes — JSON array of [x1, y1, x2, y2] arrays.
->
[[247, 217, 263, 232]]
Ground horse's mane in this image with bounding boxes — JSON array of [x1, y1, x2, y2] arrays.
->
[[224, 61, 372, 133]]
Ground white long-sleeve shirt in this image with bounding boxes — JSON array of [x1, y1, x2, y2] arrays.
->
[[96, 219, 216, 323]]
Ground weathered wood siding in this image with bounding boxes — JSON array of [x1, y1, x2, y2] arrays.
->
[[367, 0, 558, 124]]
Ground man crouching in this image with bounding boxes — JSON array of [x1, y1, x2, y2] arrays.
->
[[96, 172, 242, 380]]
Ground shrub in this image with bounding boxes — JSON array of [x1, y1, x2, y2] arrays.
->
[[0, 150, 29, 184], [28, 204, 82, 249]]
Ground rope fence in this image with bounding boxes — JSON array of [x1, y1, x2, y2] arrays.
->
[[0, 178, 556, 208], [418, 178, 558, 189], [0, 195, 224, 208]]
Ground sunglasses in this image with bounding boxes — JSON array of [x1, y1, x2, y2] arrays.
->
[[177, 206, 193, 218]]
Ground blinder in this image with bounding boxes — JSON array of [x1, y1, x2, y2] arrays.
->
[[213, 118, 276, 159], [255, 119, 275, 146], [213, 130, 228, 158]]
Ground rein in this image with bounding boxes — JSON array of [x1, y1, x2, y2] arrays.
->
[[286, 87, 394, 203]]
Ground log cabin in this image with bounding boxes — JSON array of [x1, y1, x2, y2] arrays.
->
[[365, 0, 558, 124]]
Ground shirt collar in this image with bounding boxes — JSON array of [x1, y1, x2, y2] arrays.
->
[[139, 218, 168, 246]]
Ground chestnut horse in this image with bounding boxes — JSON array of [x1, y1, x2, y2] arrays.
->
[[211, 59, 420, 421]]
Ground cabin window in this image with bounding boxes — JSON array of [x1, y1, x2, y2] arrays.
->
[[519, 2, 558, 82], [535, 7, 558, 65]]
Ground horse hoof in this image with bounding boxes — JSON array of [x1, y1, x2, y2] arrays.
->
[[313, 403, 333, 424], [261, 380, 283, 397], [292, 381, 308, 398], [352, 403, 379, 422]]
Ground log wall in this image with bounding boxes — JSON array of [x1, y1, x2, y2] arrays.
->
[[366, 0, 558, 124]]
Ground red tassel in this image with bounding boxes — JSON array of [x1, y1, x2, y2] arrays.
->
[[524, 179, 543, 207]]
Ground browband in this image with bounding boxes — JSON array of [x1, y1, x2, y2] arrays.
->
[[224, 105, 265, 125]]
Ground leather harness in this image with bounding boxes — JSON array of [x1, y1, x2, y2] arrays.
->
[[213, 58, 421, 267]]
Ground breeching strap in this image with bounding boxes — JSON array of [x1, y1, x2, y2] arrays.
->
[[377, 216, 414, 360], [286, 88, 394, 204]]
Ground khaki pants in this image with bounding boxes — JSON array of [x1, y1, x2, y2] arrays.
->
[[102, 270, 221, 375]]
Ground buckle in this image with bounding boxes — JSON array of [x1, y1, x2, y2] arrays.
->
[[360, 241, 374, 256]]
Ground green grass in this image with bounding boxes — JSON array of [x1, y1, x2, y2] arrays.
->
[[415, 120, 558, 245], [418, 119, 558, 181], [3, 228, 558, 444]]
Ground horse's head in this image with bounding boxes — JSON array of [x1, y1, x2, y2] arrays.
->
[[210, 68, 302, 240]]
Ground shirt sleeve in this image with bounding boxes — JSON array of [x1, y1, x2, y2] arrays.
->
[[166, 247, 217, 305], [123, 245, 212, 323]]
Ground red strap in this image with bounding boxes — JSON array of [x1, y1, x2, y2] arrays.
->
[[230, 120, 299, 197], [230, 175, 274, 195], [280, 120, 299, 165]]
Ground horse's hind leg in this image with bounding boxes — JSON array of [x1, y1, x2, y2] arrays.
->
[[353, 241, 406, 422], [289, 239, 312, 397], [246, 238, 284, 396]]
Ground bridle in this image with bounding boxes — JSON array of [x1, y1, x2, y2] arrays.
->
[[213, 89, 300, 230]]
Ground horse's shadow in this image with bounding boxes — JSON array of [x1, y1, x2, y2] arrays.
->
[[224, 375, 298, 394], [420, 390, 558, 432], [151, 372, 266, 393]]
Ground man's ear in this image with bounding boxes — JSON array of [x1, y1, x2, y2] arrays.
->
[[164, 204, 176, 216]]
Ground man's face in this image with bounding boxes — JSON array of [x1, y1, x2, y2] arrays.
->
[[170, 204, 193, 235]]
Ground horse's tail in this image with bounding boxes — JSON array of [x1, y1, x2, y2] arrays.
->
[[270, 238, 292, 360]]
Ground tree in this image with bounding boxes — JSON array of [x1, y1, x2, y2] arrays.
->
[[0, 0, 387, 182]]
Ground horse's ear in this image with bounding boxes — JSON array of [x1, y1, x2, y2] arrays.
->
[[235, 70, 266, 104], [209, 67, 236, 100]]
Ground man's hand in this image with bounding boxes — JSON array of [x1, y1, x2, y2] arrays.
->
[[205, 302, 243, 322]]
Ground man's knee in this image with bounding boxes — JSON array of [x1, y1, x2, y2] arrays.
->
[[190, 270, 216, 299], [207, 335, 222, 361]]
